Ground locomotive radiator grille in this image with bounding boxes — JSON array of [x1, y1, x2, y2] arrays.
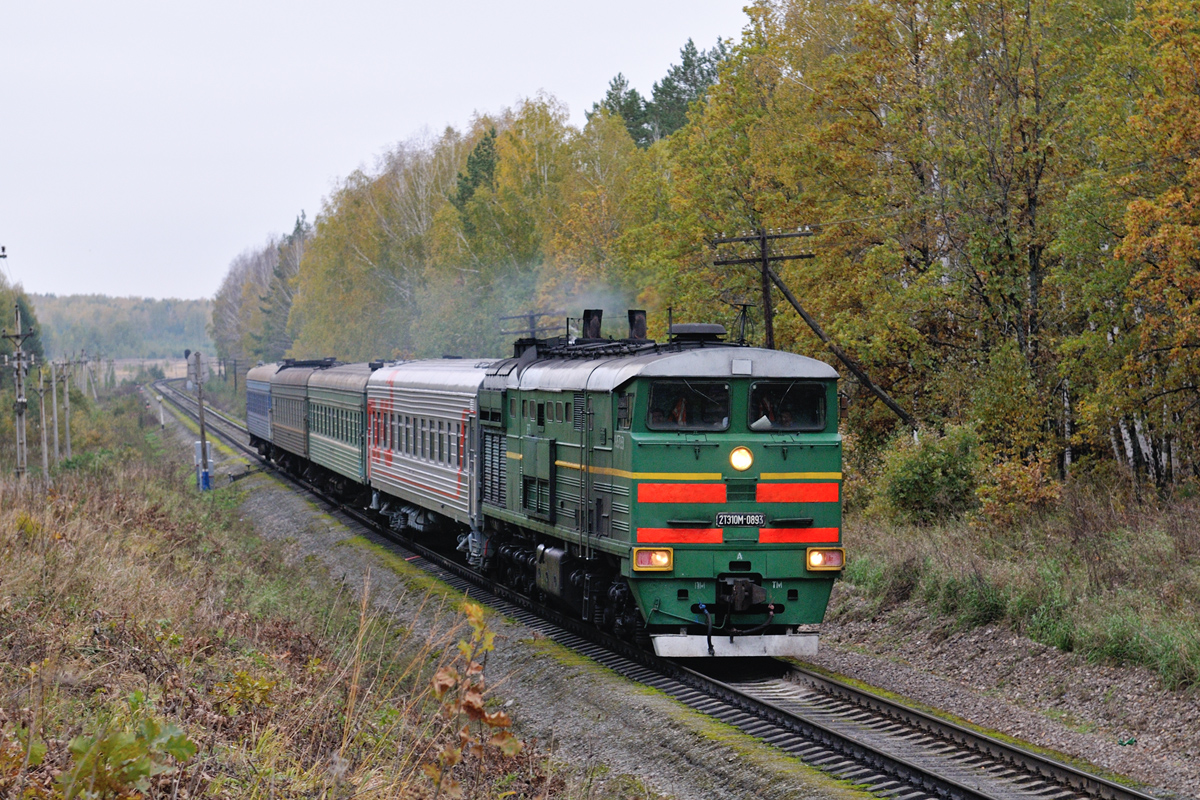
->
[[481, 429, 506, 507]]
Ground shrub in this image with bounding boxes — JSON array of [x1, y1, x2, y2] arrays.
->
[[879, 426, 978, 524], [976, 458, 1062, 527]]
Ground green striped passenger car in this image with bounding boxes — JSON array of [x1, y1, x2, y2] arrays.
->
[[307, 363, 376, 497]]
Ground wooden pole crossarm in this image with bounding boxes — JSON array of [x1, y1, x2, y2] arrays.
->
[[713, 253, 816, 267]]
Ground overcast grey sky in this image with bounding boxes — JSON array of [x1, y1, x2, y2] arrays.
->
[[0, 1, 749, 300]]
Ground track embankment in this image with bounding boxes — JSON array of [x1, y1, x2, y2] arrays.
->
[[151, 385, 868, 800]]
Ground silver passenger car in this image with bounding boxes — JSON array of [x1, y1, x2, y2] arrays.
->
[[367, 359, 498, 525]]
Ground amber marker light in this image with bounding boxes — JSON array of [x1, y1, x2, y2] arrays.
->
[[806, 547, 845, 571], [730, 446, 754, 471], [632, 547, 674, 571]]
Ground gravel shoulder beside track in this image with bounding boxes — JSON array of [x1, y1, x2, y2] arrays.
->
[[810, 585, 1199, 800], [156, 396, 868, 800]]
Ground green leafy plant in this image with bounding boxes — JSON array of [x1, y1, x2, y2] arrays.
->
[[213, 670, 277, 715], [58, 693, 196, 799]]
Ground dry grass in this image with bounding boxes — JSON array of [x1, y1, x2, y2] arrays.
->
[[838, 481, 1200, 689], [0, 394, 557, 798]]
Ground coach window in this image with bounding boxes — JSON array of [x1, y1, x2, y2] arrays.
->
[[536, 402, 545, 427]]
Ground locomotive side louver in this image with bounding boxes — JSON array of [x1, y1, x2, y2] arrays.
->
[[573, 393, 585, 431]]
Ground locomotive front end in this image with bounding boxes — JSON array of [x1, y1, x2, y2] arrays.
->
[[620, 354, 842, 657]]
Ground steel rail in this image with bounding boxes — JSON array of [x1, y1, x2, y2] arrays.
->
[[151, 380, 1162, 800], [774, 666, 1159, 800]]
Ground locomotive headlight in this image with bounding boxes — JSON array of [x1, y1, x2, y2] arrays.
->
[[807, 547, 845, 571], [729, 446, 754, 472], [632, 547, 673, 571]]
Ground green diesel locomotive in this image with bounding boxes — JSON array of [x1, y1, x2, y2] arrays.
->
[[252, 313, 844, 658]]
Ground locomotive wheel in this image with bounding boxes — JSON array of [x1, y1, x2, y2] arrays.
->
[[634, 618, 652, 650]]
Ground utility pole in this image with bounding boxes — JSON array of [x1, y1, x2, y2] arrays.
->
[[2, 303, 35, 478], [711, 228, 817, 350], [63, 363, 72, 460], [34, 368, 49, 477], [711, 227, 918, 429], [50, 360, 60, 462]]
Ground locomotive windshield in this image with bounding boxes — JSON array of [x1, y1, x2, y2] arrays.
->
[[647, 381, 730, 431], [748, 381, 826, 432]]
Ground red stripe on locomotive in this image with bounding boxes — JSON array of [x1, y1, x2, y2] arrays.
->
[[755, 482, 839, 503], [637, 483, 727, 503], [635, 528, 723, 544], [758, 527, 840, 543]]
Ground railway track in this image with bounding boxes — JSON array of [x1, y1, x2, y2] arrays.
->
[[151, 379, 1163, 800]]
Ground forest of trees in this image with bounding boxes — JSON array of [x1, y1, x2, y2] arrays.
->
[[32, 294, 212, 359], [210, 0, 1200, 495]]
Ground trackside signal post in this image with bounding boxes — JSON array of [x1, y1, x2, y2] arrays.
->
[[187, 350, 213, 490]]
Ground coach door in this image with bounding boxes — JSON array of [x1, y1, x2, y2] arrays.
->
[[467, 412, 481, 528]]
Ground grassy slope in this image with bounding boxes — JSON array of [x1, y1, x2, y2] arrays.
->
[[0, 389, 548, 799], [836, 488, 1200, 689]]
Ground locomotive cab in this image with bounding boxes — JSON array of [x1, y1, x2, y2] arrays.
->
[[615, 355, 842, 657]]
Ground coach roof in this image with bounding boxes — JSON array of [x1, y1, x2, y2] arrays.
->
[[308, 362, 374, 393], [246, 363, 282, 384], [368, 359, 501, 395]]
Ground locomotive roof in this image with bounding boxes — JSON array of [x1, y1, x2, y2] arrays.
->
[[308, 362, 375, 393], [369, 358, 501, 394], [508, 346, 838, 393]]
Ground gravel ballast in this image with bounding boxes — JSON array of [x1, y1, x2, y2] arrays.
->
[[811, 585, 1199, 799]]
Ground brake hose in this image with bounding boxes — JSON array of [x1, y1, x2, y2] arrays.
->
[[699, 603, 715, 656], [728, 604, 775, 641]]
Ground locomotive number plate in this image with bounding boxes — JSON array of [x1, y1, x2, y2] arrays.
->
[[715, 512, 765, 527]]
